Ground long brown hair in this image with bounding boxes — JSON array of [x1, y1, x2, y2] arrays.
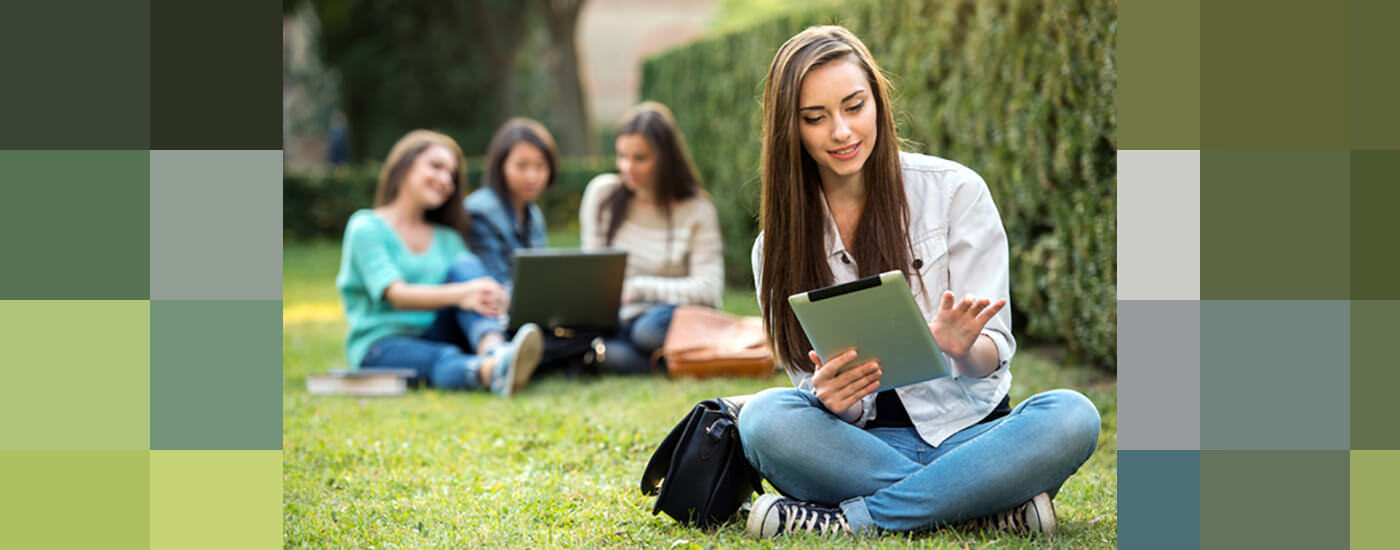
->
[[374, 129, 471, 243], [484, 118, 558, 242], [602, 102, 702, 247], [759, 26, 914, 373]]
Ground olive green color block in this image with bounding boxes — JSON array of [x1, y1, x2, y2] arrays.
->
[[1201, 0, 1348, 149], [0, 451, 149, 549], [1200, 451, 1348, 549], [1350, 301, 1400, 449], [1118, 0, 1200, 148], [0, 151, 150, 299], [1351, 151, 1400, 299], [1200, 151, 1349, 300], [1352, 451, 1400, 549], [0, 301, 149, 450], [0, 2, 149, 148], [150, 300, 282, 450], [1350, 0, 1400, 149], [150, 451, 281, 550]]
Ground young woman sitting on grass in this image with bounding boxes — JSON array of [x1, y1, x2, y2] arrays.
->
[[739, 26, 1101, 538], [336, 129, 543, 396], [465, 118, 556, 284], [579, 102, 724, 374]]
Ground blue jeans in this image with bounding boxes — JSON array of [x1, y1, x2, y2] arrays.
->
[[599, 303, 676, 374], [359, 258, 505, 390], [737, 387, 1100, 532]]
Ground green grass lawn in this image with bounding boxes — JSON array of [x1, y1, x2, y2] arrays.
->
[[284, 239, 1117, 548]]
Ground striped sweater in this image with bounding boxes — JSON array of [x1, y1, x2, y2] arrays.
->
[[579, 173, 724, 318]]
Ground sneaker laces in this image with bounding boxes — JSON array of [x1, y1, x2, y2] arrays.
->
[[968, 500, 1032, 533], [781, 501, 851, 534]]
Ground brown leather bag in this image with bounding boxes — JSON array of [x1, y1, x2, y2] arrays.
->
[[659, 306, 776, 379]]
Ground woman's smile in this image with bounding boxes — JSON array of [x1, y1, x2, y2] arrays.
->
[[828, 141, 861, 162]]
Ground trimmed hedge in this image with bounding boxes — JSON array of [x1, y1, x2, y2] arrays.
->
[[284, 156, 612, 241], [640, 0, 1116, 369]]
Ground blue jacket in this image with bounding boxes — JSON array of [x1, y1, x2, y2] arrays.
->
[[464, 187, 548, 284]]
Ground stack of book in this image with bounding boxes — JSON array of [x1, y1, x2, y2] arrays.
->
[[306, 368, 417, 396]]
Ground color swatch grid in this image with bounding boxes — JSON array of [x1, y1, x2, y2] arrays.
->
[[0, 1, 282, 548], [2, 1, 1394, 548], [1119, 1, 1399, 548]]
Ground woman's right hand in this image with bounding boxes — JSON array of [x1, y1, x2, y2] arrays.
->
[[456, 278, 509, 317], [810, 349, 881, 416]]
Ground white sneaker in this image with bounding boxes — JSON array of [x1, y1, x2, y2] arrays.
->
[[967, 492, 1056, 536], [488, 323, 543, 397], [746, 493, 852, 538]]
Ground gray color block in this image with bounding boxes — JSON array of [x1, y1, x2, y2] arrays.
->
[[1200, 301, 1349, 450], [1117, 150, 1200, 301], [150, 150, 282, 300], [1119, 300, 1200, 450]]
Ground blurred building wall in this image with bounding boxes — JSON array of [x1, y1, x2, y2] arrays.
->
[[578, 0, 718, 129]]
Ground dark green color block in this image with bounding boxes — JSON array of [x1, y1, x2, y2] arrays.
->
[[1119, 451, 1200, 549], [0, 2, 149, 148], [1351, 151, 1400, 299], [1118, 0, 1200, 148], [1200, 151, 1349, 300], [1351, 301, 1400, 449], [0, 451, 149, 549], [1351, 0, 1400, 149], [150, 0, 280, 148], [0, 151, 149, 299], [1200, 451, 1348, 549], [151, 300, 282, 450], [1201, 0, 1347, 149]]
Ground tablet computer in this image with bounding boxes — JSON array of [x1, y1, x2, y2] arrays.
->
[[507, 248, 627, 332], [788, 270, 947, 391]]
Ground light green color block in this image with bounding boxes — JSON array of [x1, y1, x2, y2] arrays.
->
[[150, 451, 281, 550], [0, 301, 148, 450], [0, 451, 149, 549], [1351, 451, 1400, 549]]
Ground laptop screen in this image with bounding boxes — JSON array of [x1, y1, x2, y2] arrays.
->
[[506, 249, 627, 332]]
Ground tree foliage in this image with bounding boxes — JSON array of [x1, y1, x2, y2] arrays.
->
[[303, 0, 593, 160]]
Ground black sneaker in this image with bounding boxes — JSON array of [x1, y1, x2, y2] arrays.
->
[[746, 494, 852, 538], [965, 492, 1056, 535]]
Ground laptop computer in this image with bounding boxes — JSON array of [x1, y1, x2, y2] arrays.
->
[[506, 248, 628, 332]]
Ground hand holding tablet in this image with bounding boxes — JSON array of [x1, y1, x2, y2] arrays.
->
[[807, 348, 881, 414], [788, 271, 949, 393]]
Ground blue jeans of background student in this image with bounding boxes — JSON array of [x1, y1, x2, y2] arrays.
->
[[359, 258, 505, 390], [737, 387, 1100, 533], [599, 303, 676, 374]]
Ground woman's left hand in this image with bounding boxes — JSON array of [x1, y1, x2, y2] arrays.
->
[[929, 291, 1005, 358]]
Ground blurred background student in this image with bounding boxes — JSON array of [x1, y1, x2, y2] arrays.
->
[[466, 118, 557, 284], [337, 129, 544, 396], [580, 102, 724, 374]]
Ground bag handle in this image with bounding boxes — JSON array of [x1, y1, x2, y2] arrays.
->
[[640, 403, 700, 495]]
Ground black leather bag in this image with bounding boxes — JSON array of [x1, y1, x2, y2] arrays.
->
[[640, 398, 764, 528], [533, 326, 605, 378]]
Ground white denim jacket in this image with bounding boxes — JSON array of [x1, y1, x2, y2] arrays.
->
[[752, 151, 1016, 447]]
